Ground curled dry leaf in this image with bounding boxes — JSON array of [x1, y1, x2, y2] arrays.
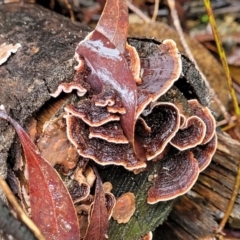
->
[[84, 167, 109, 240], [0, 109, 80, 240], [96, 0, 128, 54]]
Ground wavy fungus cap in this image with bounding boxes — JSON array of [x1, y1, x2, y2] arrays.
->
[[51, 3, 216, 203]]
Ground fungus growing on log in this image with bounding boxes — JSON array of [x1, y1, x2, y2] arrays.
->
[[147, 151, 199, 203], [141, 231, 153, 240], [112, 192, 136, 224], [105, 192, 116, 220], [192, 134, 217, 172], [135, 102, 180, 160], [170, 116, 206, 150], [188, 99, 216, 144], [37, 117, 79, 174], [51, 0, 216, 204], [102, 182, 116, 219], [0, 42, 21, 65]]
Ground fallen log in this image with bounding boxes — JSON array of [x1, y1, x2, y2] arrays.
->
[[0, 3, 239, 240]]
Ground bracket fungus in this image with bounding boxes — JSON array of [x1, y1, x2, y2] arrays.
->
[[0, 42, 21, 65], [112, 192, 136, 224], [37, 117, 79, 175], [51, 0, 217, 204]]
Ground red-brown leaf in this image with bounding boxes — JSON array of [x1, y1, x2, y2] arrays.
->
[[76, 30, 137, 146], [96, 0, 128, 54], [84, 167, 109, 240], [0, 110, 80, 240]]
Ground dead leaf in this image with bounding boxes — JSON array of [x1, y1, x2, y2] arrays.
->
[[76, 29, 137, 147], [84, 167, 109, 240], [0, 108, 80, 240], [96, 0, 128, 54]]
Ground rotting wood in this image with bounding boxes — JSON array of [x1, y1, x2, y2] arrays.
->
[[0, 3, 238, 240]]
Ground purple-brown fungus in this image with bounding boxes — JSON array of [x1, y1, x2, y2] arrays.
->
[[51, 0, 217, 203]]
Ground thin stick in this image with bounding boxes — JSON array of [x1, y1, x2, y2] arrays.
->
[[203, 0, 240, 234], [151, 0, 159, 22], [126, 0, 151, 23], [221, 123, 235, 132], [0, 176, 45, 240], [204, 0, 239, 117], [63, 0, 75, 22], [217, 115, 236, 128], [167, 0, 230, 122], [219, 157, 240, 233]]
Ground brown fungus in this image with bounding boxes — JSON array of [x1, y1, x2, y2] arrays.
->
[[89, 122, 128, 144], [141, 232, 153, 240], [102, 182, 116, 219], [66, 114, 146, 170], [74, 166, 96, 188], [0, 42, 21, 65], [50, 0, 217, 206], [50, 82, 87, 98], [68, 180, 90, 203], [188, 99, 216, 145], [136, 39, 182, 118], [75, 203, 94, 238], [37, 117, 79, 174], [51, 30, 183, 168], [65, 99, 120, 127], [136, 102, 180, 160], [147, 151, 199, 203], [70, 166, 97, 203], [192, 133, 217, 172], [103, 182, 113, 193], [91, 86, 126, 114], [105, 192, 116, 220], [170, 116, 206, 150], [92, 86, 124, 112], [125, 43, 142, 84], [112, 192, 136, 224]]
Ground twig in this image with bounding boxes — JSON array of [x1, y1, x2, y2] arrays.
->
[[151, 0, 159, 22], [126, 0, 151, 23], [203, 0, 240, 234], [0, 176, 45, 240], [217, 115, 236, 128], [221, 123, 235, 132], [167, 0, 230, 122], [63, 0, 75, 22]]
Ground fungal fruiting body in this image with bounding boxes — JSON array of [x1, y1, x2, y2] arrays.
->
[[51, 0, 217, 203]]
